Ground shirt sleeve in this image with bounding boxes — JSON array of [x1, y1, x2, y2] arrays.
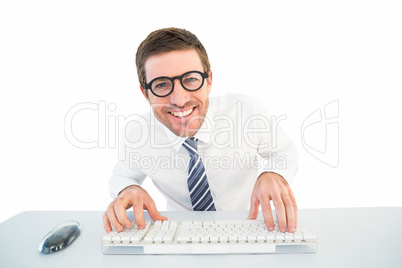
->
[[108, 117, 148, 198], [244, 96, 299, 184], [257, 138, 299, 185], [108, 160, 147, 198]]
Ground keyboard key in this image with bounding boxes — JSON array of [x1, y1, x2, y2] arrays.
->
[[257, 235, 266, 243], [284, 233, 294, 242], [161, 221, 169, 230], [153, 236, 163, 244], [153, 221, 162, 231], [266, 233, 275, 243], [163, 236, 173, 243], [210, 235, 219, 243], [229, 235, 237, 243], [178, 235, 190, 243], [203, 221, 214, 227], [238, 235, 247, 243], [181, 221, 193, 226], [191, 236, 201, 243], [112, 235, 122, 243], [219, 235, 228, 243], [294, 233, 303, 243], [201, 236, 210, 243], [144, 236, 153, 243], [303, 233, 318, 242], [103, 235, 112, 242], [247, 235, 256, 243], [275, 233, 285, 242], [121, 236, 130, 243], [130, 236, 141, 243], [169, 221, 178, 231]]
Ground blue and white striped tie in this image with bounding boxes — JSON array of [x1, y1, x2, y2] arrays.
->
[[182, 137, 216, 211]]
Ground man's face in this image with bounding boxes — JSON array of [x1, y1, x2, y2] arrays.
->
[[140, 49, 212, 137]]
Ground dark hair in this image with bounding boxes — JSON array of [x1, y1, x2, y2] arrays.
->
[[135, 27, 211, 91]]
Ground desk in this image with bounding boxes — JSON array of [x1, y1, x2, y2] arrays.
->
[[0, 208, 401, 267]]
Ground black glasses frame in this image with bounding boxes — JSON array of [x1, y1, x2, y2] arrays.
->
[[145, 71, 209, 97]]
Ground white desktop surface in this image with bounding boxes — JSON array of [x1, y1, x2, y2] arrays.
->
[[0, 208, 401, 267]]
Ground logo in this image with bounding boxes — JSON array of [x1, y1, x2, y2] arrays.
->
[[301, 100, 339, 167]]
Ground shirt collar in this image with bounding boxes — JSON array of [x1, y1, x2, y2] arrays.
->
[[156, 107, 215, 152]]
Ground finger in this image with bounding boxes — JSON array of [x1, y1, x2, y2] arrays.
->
[[145, 198, 167, 222], [282, 193, 295, 232], [132, 196, 145, 229], [260, 196, 275, 231], [272, 195, 287, 233], [102, 212, 112, 233], [106, 203, 123, 232], [288, 188, 298, 228], [114, 199, 132, 230], [247, 195, 260, 220]]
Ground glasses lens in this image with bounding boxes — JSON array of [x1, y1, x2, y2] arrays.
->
[[182, 72, 203, 90], [151, 78, 173, 96]]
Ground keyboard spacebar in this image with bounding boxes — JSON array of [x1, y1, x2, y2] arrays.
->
[[143, 244, 277, 254]]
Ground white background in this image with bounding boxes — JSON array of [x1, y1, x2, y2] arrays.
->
[[1, 0, 401, 224]]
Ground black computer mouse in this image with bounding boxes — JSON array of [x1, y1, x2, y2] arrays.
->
[[38, 220, 81, 254]]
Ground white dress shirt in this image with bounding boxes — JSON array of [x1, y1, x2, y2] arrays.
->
[[109, 93, 298, 211]]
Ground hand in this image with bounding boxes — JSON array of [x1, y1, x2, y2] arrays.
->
[[102, 185, 167, 233], [248, 172, 297, 233]]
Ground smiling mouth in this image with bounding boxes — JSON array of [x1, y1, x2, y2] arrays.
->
[[169, 107, 195, 118]]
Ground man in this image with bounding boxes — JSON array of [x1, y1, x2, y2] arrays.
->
[[103, 27, 298, 234]]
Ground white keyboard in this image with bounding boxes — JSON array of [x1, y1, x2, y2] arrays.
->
[[102, 219, 318, 254]]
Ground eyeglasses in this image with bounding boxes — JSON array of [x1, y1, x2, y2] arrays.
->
[[144, 71, 209, 97]]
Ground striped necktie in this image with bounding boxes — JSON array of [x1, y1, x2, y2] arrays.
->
[[182, 137, 216, 211]]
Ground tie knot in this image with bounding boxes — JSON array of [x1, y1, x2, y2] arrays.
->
[[183, 137, 198, 156]]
